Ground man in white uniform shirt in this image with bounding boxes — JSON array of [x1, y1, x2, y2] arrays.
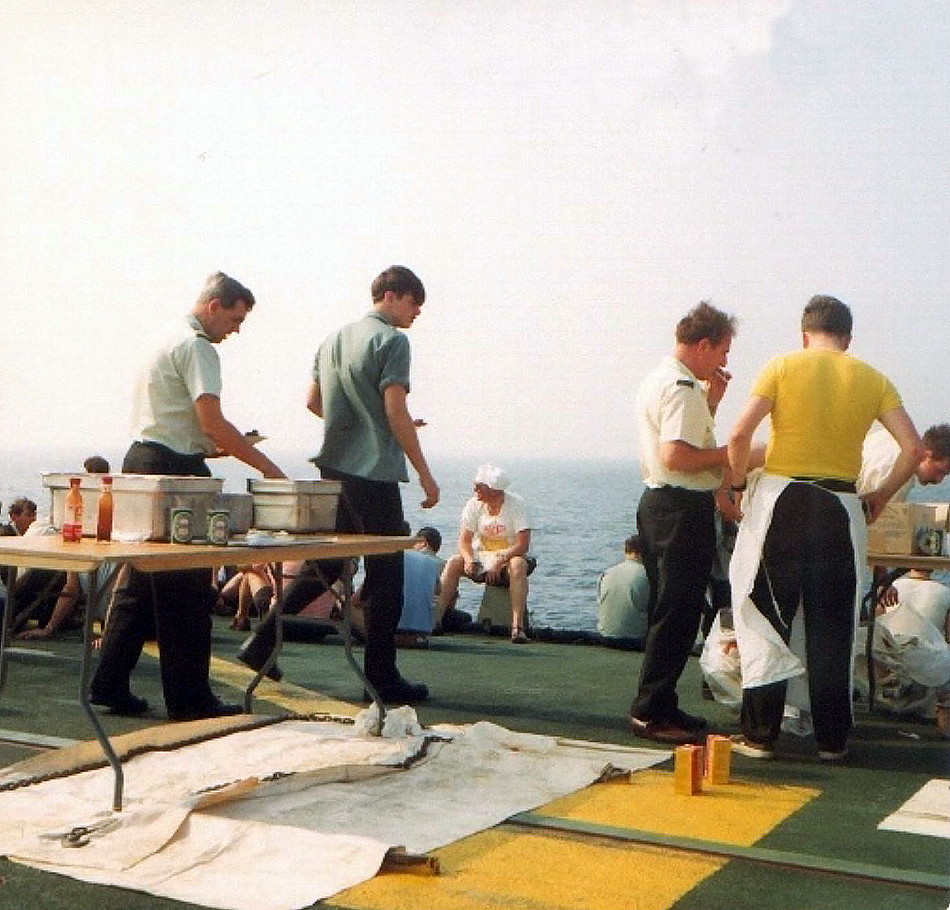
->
[[629, 302, 738, 745], [91, 272, 285, 721]]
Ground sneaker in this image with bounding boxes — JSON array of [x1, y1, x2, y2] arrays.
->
[[817, 747, 848, 761], [729, 735, 775, 759], [168, 698, 245, 722], [90, 691, 150, 717], [628, 715, 704, 745], [511, 629, 530, 644]]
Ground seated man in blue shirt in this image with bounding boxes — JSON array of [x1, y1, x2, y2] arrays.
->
[[395, 526, 444, 647]]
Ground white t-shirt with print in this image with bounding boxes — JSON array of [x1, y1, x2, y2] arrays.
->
[[461, 491, 532, 569]]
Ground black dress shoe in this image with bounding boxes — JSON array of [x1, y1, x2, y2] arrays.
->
[[670, 708, 709, 733], [363, 677, 429, 705], [628, 715, 703, 745], [236, 644, 283, 681], [90, 691, 150, 716], [168, 698, 245, 722]]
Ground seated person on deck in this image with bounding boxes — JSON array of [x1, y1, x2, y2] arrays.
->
[[436, 464, 536, 644], [0, 497, 67, 631], [597, 534, 649, 650], [352, 527, 444, 648], [396, 526, 444, 646], [864, 568, 950, 737]]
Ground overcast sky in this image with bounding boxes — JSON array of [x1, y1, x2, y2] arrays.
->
[[1, 1, 947, 466]]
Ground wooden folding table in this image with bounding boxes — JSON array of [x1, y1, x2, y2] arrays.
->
[[0, 533, 414, 810]]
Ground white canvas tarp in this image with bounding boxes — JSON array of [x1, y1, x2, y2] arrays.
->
[[0, 710, 667, 910]]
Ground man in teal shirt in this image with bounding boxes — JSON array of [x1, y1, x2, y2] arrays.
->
[[238, 266, 438, 703]]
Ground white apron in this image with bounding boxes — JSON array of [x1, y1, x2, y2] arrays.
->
[[730, 473, 868, 713]]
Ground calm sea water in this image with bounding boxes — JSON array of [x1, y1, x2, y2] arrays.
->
[[3, 447, 947, 631], [0, 448, 644, 631], [402, 457, 645, 632]]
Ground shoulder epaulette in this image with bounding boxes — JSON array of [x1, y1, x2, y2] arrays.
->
[[675, 379, 695, 388]]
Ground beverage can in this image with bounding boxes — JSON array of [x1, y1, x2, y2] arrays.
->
[[673, 744, 703, 795], [704, 734, 732, 784], [207, 510, 230, 546], [170, 508, 194, 544]]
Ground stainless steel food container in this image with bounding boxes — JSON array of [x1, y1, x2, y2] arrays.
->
[[43, 473, 225, 541], [247, 478, 341, 532]]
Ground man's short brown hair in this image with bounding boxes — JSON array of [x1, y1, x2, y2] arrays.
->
[[802, 295, 852, 337], [197, 272, 255, 310], [9, 497, 36, 518], [675, 301, 736, 346], [923, 423, 950, 461], [371, 266, 425, 304]]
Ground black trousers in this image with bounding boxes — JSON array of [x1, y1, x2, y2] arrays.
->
[[632, 486, 716, 721], [739, 483, 856, 751], [90, 442, 218, 714], [242, 468, 406, 688]]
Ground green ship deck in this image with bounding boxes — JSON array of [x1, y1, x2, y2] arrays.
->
[[0, 619, 947, 909]]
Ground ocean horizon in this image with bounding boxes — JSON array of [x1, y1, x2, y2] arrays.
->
[[0, 446, 645, 632], [2, 446, 947, 632]]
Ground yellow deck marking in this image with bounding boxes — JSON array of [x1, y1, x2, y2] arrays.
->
[[173, 646, 819, 909], [144, 644, 358, 716], [333, 772, 818, 909], [547, 769, 818, 844], [339, 827, 729, 910]]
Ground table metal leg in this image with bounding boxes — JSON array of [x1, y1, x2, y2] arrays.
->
[[334, 566, 385, 735], [0, 566, 15, 696], [241, 559, 385, 734], [243, 562, 284, 713], [79, 564, 124, 812]]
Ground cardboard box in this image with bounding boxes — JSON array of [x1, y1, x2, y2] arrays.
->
[[867, 501, 948, 556]]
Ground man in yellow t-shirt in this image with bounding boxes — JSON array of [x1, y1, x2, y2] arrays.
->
[[727, 295, 922, 761]]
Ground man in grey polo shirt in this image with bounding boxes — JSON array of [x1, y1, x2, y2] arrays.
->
[[91, 272, 285, 721]]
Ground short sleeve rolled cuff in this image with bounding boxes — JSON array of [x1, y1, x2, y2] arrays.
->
[[636, 355, 722, 491]]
